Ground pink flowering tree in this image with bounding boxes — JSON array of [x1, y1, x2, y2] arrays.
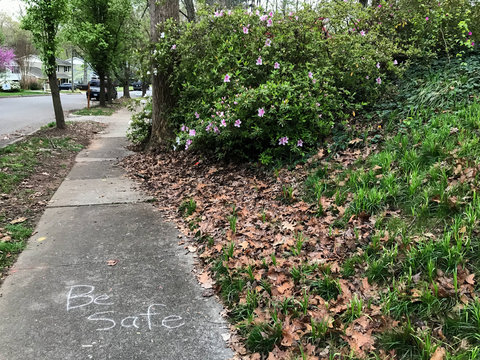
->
[[0, 47, 15, 73]]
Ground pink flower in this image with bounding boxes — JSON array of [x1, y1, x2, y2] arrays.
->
[[214, 126, 219, 134], [195, 112, 200, 118], [220, 119, 227, 127], [256, 56, 262, 65], [224, 74, 230, 82], [214, 10, 223, 17], [378, 4, 382, 7], [360, 30, 365, 36], [425, 16, 429, 21], [260, 15, 268, 21], [366, 75, 369, 79], [243, 26, 249, 34], [206, 123, 212, 132], [376, 77, 382, 84], [274, 62, 280, 69], [312, 79, 317, 84], [181, 124, 186, 131], [171, 44, 176, 50], [189, 129, 196, 136], [234, 119, 241, 127], [376, 62, 380, 69], [468, 31, 473, 36], [265, 38, 271, 47], [278, 137, 288, 145], [267, 19, 273, 27], [297, 139, 303, 147], [393, 59, 398, 65], [472, 42, 476, 46], [308, 72, 313, 79], [227, 10, 232, 15], [185, 139, 192, 150], [269, 11, 273, 17], [258, 108, 265, 117]]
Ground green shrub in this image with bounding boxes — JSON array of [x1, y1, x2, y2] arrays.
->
[[152, 5, 402, 162], [126, 97, 152, 146]]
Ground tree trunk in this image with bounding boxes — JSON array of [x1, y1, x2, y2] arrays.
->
[[48, 73, 65, 129], [184, 0, 195, 21], [99, 72, 106, 107], [107, 75, 113, 105], [123, 63, 130, 98], [149, 0, 179, 150]]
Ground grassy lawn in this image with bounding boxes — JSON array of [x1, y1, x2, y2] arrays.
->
[[0, 90, 48, 97], [73, 106, 117, 116]]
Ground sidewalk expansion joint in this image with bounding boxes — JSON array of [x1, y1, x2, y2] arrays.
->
[[46, 200, 154, 209]]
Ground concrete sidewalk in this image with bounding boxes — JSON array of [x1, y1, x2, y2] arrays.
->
[[0, 109, 233, 360]]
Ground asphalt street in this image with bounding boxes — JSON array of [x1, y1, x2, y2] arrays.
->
[[0, 90, 148, 147]]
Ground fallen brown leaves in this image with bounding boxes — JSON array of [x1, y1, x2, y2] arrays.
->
[[122, 147, 397, 358]]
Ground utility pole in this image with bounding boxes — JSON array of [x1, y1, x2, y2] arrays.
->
[[71, 47, 74, 92]]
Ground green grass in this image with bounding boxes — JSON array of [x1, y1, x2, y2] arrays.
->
[[0, 136, 83, 193], [304, 90, 480, 355], [0, 90, 48, 97], [73, 107, 115, 116]]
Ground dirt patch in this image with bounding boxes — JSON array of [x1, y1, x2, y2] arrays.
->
[[0, 121, 106, 281]]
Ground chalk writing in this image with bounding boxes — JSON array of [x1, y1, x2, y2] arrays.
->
[[66, 285, 185, 331]]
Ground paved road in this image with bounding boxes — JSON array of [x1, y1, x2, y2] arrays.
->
[[0, 90, 149, 147]]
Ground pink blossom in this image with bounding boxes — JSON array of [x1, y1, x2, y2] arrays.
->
[[195, 112, 200, 118], [214, 10, 223, 17], [181, 124, 186, 132], [234, 101, 238, 105], [0, 47, 15, 71], [185, 139, 192, 150], [295, 16, 298, 20], [376, 77, 382, 84], [308, 72, 313, 79], [214, 126, 219, 134], [234, 119, 241, 127], [274, 62, 280, 69], [376, 62, 380, 69], [472, 42, 476, 46], [267, 19, 273, 27], [297, 139, 303, 147], [360, 30, 365, 36], [206, 123, 212, 132], [260, 15, 268, 21], [256, 9, 260, 15], [316, 103, 320, 107], [393, 59, 398, 65], [468, 31, 473, 36], [258, 108, 265, 117], [312, 79, 317, 84], [189, 129, 196, 136], [224, 74, 231, 82], [288, 11, 293, 16], [265, 38, 271, 47], [278, 137, 288, 145], [220, 119, 227, 127], [378, 4, 381, 7], [171, 44, 176, 50], [366, 75, 369, 79], [425, 16, 429, 21], [256, 56, 262, 65], [227, 10, 232, 15], [243, 26, 249, 34], [269, 11, 273, 17]]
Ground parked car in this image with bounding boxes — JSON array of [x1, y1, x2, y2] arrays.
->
[[76, 83, 88, 91], [132, 81, 143, 91], [86, 79, 117, 100], [59, 82, 76, 90]]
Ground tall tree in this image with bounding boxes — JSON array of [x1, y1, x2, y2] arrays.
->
[[22, 0, 66, 129], [69, 0, 132, 106], [149, 0, 179, 149]]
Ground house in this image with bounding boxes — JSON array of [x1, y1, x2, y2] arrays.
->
[[4, 55, 92, 86]]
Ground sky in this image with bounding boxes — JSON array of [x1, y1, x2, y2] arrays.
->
[[0, 0, 24, 20]]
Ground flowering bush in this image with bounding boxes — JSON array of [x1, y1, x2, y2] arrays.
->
[[126, 97, 152, 146], [145, 1, 475, 162], [0, 80, 21, 92], [151, 6, 402, 162]]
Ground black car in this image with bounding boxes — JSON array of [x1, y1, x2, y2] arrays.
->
[[59, 82, 76, 90], [86, 79, 117, 100], [132, 81, 143, 91]]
